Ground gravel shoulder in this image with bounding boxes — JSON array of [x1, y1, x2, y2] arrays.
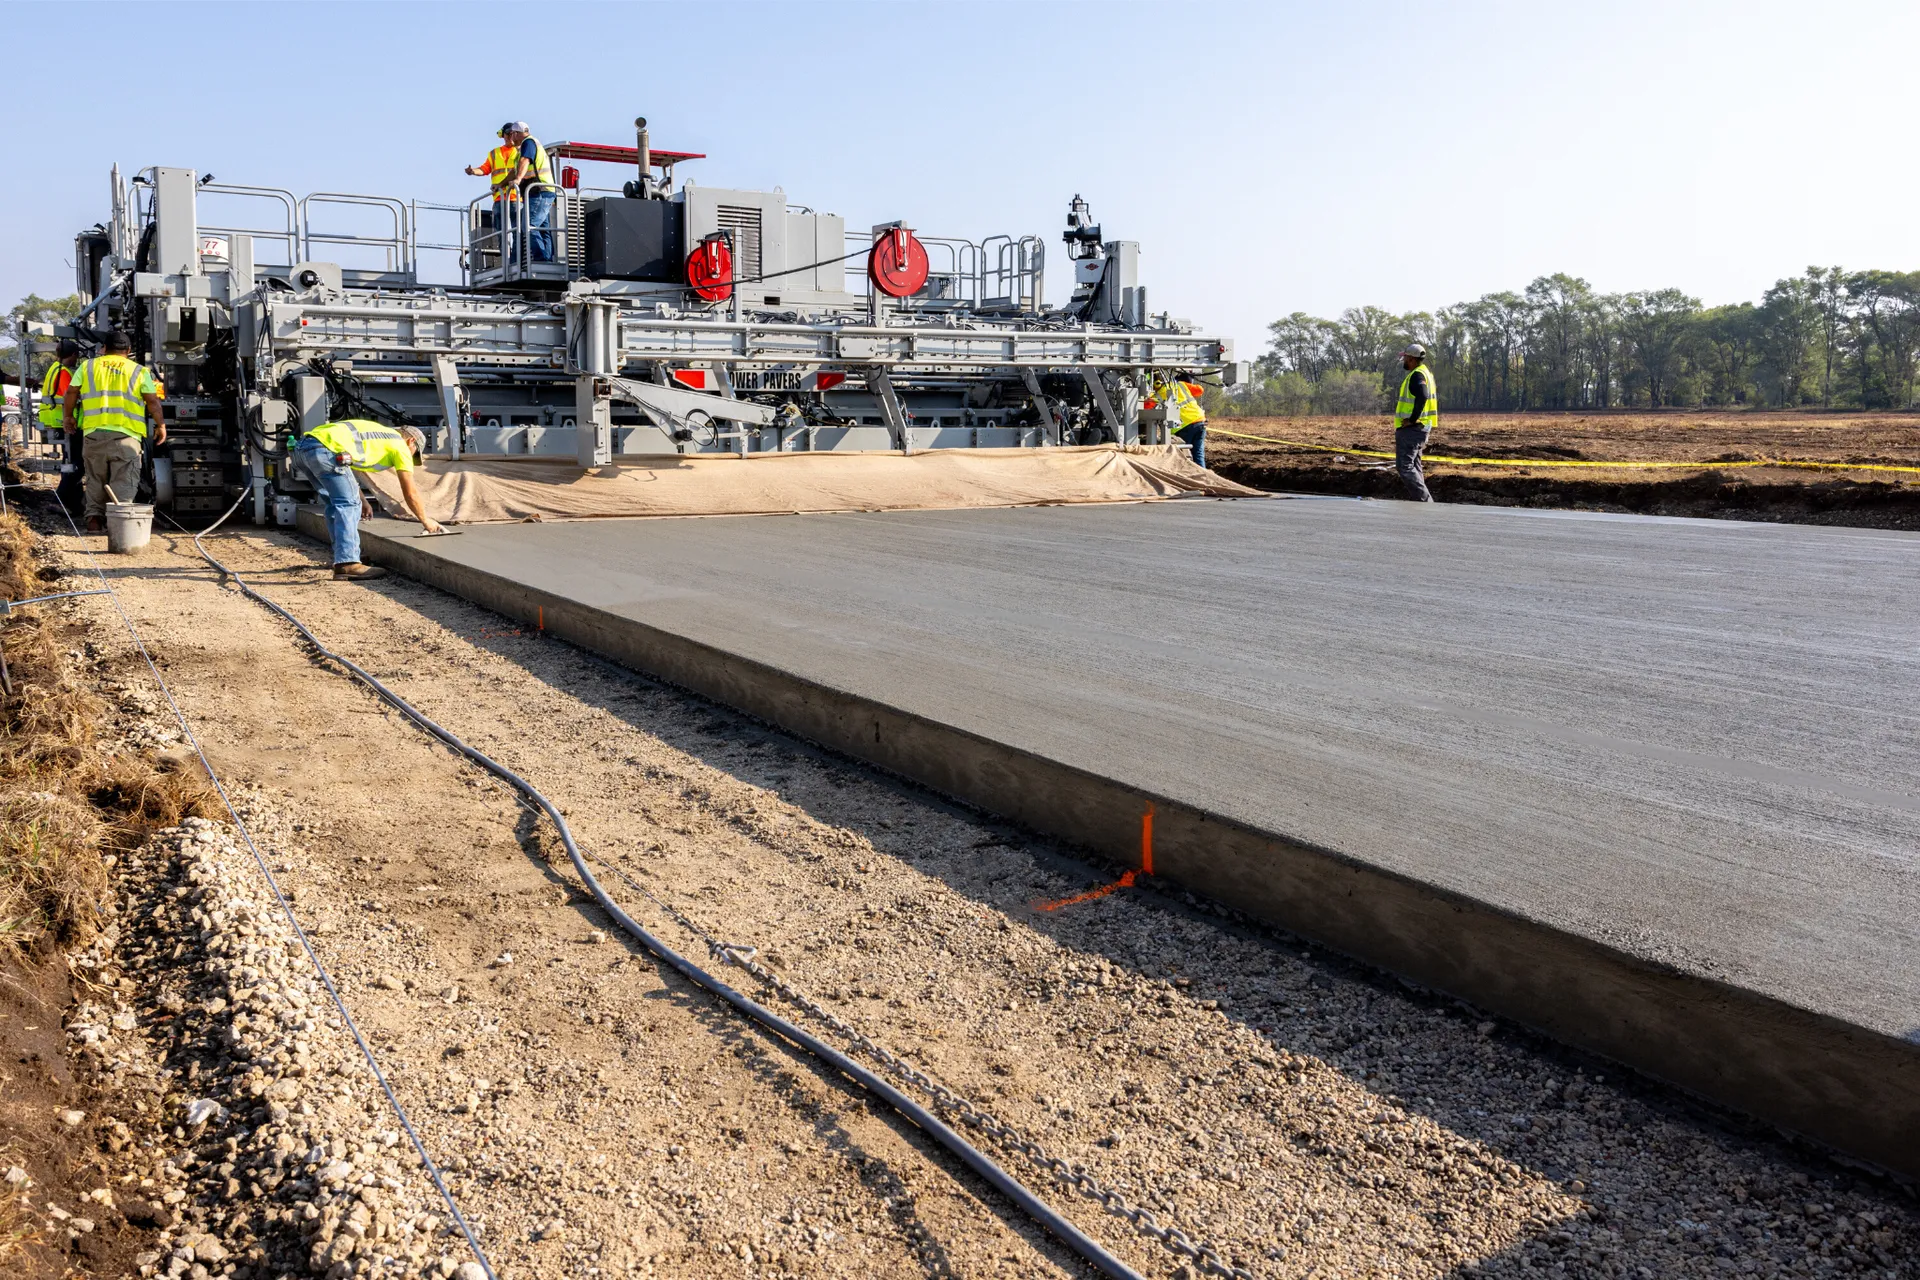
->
[[36, 513, 1920, 1279]]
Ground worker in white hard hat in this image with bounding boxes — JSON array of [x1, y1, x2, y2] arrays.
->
[[290, 420, 443, 582], [501, 122, 556, 264], [1394, 344, 1438, 502]]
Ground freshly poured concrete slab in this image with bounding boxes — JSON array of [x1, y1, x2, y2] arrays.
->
[[316, 498, 1920, 1173]]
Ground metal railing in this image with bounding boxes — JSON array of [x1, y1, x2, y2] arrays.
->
[[842, 232, 1043, 312], [410, 200, 473, 286], [465, 184, 573, 284], [300, 193, 411, 277], [199, 183, 300, 270], [982, 235, 1045, 312], [178, 172, 1045, 307]]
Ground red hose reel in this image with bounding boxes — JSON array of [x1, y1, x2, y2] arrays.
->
[[868, 225, 929, 298], [686, 233, 733, 302]]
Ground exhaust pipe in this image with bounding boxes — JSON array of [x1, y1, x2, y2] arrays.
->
[[635, 116, 652, 199]]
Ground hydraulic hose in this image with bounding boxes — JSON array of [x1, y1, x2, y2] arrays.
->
[[187, 497, 1148, 1280]]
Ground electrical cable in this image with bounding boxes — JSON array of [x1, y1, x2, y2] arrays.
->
[[181, 504, 1152, 1280], [305, 357, 416, 431], [710, 243, 868, 288], [36, 488, 501, 1280]]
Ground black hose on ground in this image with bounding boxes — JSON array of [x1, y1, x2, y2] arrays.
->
[[188, 501, 1148, 1280]]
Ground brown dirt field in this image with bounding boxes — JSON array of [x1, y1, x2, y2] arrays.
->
[[1210, 412, 1920, 528]]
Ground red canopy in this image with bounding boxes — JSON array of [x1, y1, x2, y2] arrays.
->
[[548, 142, 705, 168]]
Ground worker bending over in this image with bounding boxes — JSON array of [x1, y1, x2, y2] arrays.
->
[[1394, 344, 1438, 502], [62, 331, 163, 533], [1149, 371, 1209, 468], [292, 419, 443, 582]]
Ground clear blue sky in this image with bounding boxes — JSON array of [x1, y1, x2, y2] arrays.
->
[[5, 0, 1915, 358]]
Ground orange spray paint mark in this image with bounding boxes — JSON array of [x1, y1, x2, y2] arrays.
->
[[1034, 801, 1156, 913], [537, 605, 544, 631], [1035, 869, 1137, 913]]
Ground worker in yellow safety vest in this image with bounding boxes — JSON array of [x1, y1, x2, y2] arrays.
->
[[290, 419, 443, 582], [38, 339, 81, 434], [62, 331, 163, 533], [39, 339, 84, 506], [504, 122, 555, 264], [1393, 344, 1438, 502], [467, 123, 524, 264], [466, 123, 523, 203], [1147, 372, 1209, 468]]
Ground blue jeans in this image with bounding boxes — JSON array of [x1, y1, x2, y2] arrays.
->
[[293, 440, 363, 565], [1395, 425, 1433, 502], [1173, 421, 1207, 468], [526, 189, 555, 263]]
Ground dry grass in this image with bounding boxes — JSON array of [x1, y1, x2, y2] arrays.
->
[[0, 510, 217, 959], [0, 1136, 35, 1259]]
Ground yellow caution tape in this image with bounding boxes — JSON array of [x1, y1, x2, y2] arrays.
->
[[1209, 426, 1920, 476]]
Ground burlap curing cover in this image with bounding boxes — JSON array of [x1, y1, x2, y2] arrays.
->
[[364, 444, 1260, 524]]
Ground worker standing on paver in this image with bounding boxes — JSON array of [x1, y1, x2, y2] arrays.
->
[[291, 419, 443, 582], [62, 331, 163, 533], [39, 338, 84, 512], [1149, 371, 1210, 468], [466, 124, 524, 266], [1394, 344, 1438, 502], [502, 122, 556, 264]]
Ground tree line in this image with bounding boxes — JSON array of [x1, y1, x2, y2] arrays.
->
[[1221, 267, 1920, 416], [1, 293, 84, 382]]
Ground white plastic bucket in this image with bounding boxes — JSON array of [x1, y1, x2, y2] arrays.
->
[[105, 502, 154, 553]]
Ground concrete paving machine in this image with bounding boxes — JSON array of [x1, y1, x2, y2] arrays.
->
[[35, 118, 1243, 525]]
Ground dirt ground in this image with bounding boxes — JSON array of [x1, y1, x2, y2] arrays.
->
[[1210, 412, 1920, 528], [16, 500, 1919, 1278]]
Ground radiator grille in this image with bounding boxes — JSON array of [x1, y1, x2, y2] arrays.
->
[[566, 197, 586, 275], [716, 205, 763, 282]]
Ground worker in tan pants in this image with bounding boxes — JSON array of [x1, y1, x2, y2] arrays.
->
[[63, 331, 165, 531]]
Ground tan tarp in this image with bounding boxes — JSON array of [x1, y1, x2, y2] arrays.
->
[[365, 444, 1261, 525]]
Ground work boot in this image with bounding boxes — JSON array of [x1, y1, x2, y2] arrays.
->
[[332, 562, 388, 582], [85, 516, 105, 533]]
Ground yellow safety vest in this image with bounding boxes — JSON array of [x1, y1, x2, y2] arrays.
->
[[521, 136, 553, 190], [38, 363, 72, 430], [484, 144, 520, 201], [1150, 377, 1207, 427], [72, 355, 158, 439], [1396, 364, 1438, 430], [303, 419, 416, 473]]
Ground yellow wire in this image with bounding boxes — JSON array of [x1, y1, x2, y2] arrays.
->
[[1208, 426, 1920, 476]]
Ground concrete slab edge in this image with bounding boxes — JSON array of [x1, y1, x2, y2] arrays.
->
[[309, 511, 1920, 1181]]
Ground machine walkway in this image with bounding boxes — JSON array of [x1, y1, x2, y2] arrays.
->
[[304, 495, 1920, 1178]]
